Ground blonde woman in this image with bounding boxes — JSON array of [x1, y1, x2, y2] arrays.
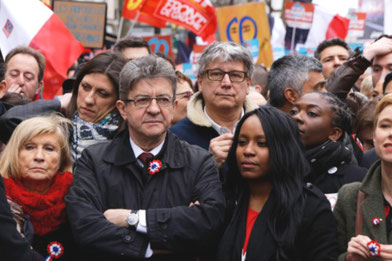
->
[[0, 115, 77, 260]]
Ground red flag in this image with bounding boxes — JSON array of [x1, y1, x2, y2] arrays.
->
[[122, 0, 166, 28], [154, 0, 217, 40], [122, 0, 217, 40]]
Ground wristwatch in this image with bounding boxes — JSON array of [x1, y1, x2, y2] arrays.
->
[[127, 210, 139, 227]]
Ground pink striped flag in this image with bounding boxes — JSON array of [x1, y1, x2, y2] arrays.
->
[[0, 0, 84, 99]]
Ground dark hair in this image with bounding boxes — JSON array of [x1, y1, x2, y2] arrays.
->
[[225, 106, 309, 259], [113, 36, 151, 54], [314, 38, 351, 61], [251, 64, 269, 98], [268, 55, 322, 108], [155, 52, 175, 69], [65, 51, 127, 119], [5, 46, 46, 82], [383, 72, 392, 94], [353, 99, 377, 134], [313, 91, 353, 137]]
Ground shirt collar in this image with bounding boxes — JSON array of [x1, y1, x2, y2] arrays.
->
[[203, 106, 244, 135], [129, 137, 165, 159]]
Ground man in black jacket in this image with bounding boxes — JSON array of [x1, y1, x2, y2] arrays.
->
[[65, 55, 225, 260]]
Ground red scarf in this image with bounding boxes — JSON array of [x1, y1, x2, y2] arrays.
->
[[4, 172, 73, 236]]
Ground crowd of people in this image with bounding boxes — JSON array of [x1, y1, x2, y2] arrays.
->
[[1, 34, 392, 261]]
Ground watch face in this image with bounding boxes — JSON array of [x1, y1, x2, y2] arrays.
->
[[127, 213, 138, 226]]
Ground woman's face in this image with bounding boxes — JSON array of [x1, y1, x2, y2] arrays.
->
[[236, 114, 269, 180], [374, 105, 392, 163], [19, 133, 61, 192], [77, 73, 117, 123], [291, 93, 336, 148]]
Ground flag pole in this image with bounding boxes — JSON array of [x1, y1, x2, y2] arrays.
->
[[126, 12, 141, 37], [290, 26, 296, 53], [117, 17, 124, 41]]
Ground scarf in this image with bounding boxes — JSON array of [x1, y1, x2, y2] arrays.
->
[[3, 172, 73, 236], [71, 111, 121, 160], [305, 140, 353, 184]]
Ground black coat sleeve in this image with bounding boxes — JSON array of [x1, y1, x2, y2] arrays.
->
[[0, 99, 61, 143], [0, 176, 44, 261], [146, 153, 226, 253], [65, 148, 149, 258], [297, 185, 339, 261]]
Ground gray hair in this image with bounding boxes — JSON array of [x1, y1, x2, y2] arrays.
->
[[268, 55, 322, 108], [119, 55, 177, 100], [198, 41, 254, 77]]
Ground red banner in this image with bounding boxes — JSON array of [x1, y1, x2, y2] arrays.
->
[[154, 0, 216, 40], [122, 0, 217, 40], [284, 1, 314, 30], [122, 0, 166, 28]]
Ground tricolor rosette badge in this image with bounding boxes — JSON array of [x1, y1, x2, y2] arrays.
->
[[148, 160, 162, 175], [46, 241, 64, 260], [367, 240, 381, 257], [372, 217, 382, 226]]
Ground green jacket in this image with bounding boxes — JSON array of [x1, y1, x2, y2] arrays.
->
[[334, 160, 392, 260]]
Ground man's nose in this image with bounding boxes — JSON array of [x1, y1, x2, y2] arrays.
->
[[221, 73, 232, 86], [146, 98, 160, 114]]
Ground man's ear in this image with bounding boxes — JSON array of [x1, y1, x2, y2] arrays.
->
[[329, 127, 343, 142], [116, 100, 127, 121], [0, 80, 7, 99], [283, 88, 300, 105], [36, 80, 44, 94], [253, 84, 262, 94], [197, 74, 203, 93]]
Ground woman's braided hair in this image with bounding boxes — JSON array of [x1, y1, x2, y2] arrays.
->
[[314, 91, 353, 137]]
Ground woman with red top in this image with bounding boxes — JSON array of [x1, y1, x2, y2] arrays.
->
[[0, 115, 78, 260], [217, 106, 338, 261]]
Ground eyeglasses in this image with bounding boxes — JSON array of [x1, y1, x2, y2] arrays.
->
[[124, 96, 174, 108], [176, 91, 193, 100], [204, 69, 247, 83]]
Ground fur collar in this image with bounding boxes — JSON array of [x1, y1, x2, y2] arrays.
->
[[186, 92, 259, 127]]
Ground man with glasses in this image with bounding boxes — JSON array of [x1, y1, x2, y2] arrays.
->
[[66, 55, 225, 260], [170, 41, 258, 168]]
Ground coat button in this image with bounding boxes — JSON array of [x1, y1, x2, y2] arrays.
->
[[163, 235, 168, 242], [124, 235, 132, 242], [328, 166, 338, 174], [163, 224, 168, 230]]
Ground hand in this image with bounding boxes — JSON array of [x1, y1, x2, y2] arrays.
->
[[209, 133, 234, 169], [380, 243, 392, 260], [6, 83, 23, 95], [189, 201, 200, 207], [363, 36, 392, 61], [57, 93, 72, 110], [346, 235, 371, 260], [103, 209, 130, 227]]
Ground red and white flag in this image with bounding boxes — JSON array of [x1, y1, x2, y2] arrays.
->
[[0, 0, 84, 99], [122, 0, 217, 41], [304, 5, 350, 49]]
